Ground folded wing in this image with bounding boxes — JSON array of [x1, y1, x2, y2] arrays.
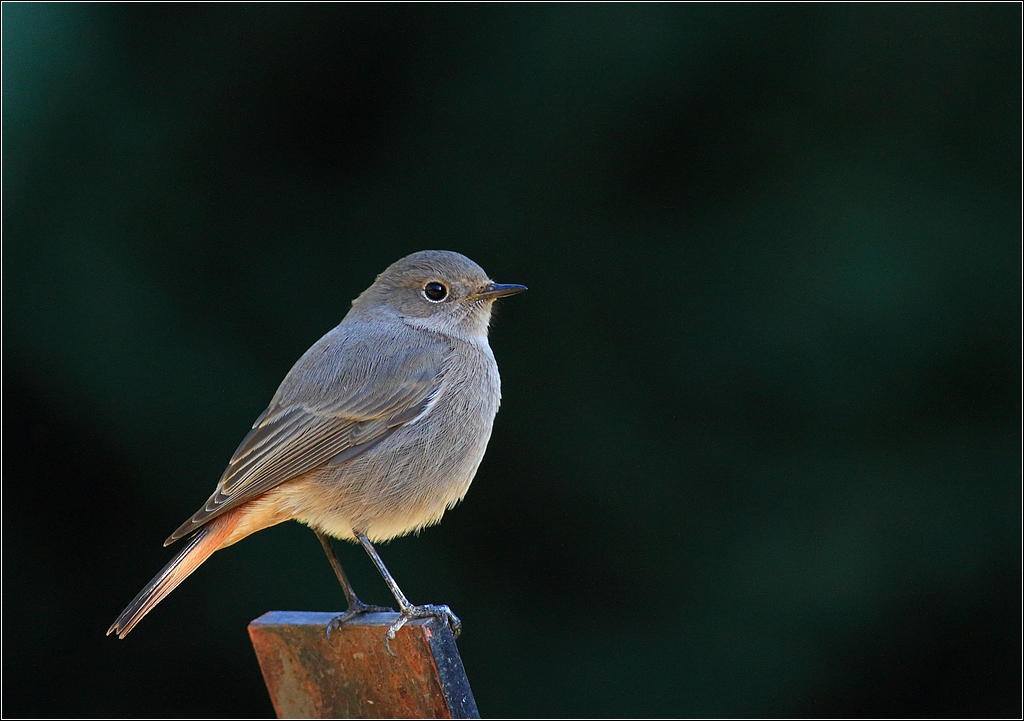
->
[[165, 331, 448, 545]]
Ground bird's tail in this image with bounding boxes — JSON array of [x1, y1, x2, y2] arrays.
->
[[107, 511, 241, 639]]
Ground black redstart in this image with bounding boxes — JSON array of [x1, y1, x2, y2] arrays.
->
[[108, 250, 526, 649]]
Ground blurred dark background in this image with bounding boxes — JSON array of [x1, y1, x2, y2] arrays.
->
[[3, 4, 1020, 718]]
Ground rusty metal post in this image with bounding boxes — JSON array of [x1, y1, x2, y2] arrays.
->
[[248, 611, 479, 719]]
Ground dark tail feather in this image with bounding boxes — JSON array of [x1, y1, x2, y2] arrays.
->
[[107, 519, 231, 638]]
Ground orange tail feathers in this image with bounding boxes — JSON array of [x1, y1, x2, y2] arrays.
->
[[107, 510, 243, 639]]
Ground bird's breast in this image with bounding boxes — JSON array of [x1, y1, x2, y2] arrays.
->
[[299, 338, 502, 542]]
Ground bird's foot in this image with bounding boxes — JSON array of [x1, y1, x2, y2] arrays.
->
[[326, 599, 395, 643], [384, 603, 461, 656]]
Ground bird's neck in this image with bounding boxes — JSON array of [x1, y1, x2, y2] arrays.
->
[[400, 314, 491, 346]]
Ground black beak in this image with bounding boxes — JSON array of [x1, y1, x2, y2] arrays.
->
[[473, 282, 528, 300]]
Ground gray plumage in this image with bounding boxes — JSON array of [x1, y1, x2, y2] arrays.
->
[[109, 250, 525, 640]]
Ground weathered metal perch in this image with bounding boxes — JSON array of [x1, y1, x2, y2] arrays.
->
[[249, 611, 479, 719]]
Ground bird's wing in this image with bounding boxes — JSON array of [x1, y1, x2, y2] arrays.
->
[[165, 333, 447, 545]]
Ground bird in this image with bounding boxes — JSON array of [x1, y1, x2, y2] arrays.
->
[[107, 250, 526, 651]]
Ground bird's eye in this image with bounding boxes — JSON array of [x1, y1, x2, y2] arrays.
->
[[423, 281, 448, 302]]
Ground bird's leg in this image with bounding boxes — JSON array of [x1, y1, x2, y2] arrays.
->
[[317, 531, 393, 641], [355, 531, 462, 656]]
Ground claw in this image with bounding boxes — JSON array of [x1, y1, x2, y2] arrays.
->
[[325, 600, 394, 643], [383, 603, 462, 656], [384, 615, 408, 657]]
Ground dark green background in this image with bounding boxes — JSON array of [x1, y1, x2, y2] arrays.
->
[[3, 4, 1020, 718]]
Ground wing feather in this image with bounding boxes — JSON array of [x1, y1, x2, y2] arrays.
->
[[165, 328, 447, 545]]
